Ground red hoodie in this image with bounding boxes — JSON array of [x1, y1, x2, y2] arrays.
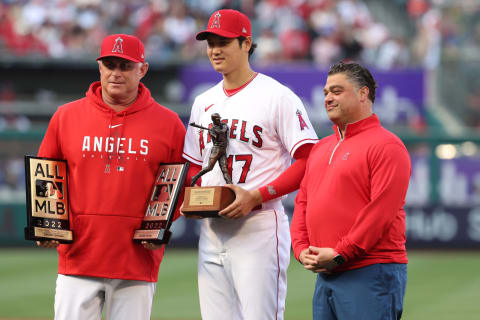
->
[[291, 114, 411, 272], [38, 82, 186, 282]]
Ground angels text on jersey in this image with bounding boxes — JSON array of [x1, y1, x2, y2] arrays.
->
[[81, 135, 150, 173], [197, 118, 263, 157]]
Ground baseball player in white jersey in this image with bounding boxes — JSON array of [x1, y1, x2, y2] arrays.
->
[[182, 9, 318, 320]]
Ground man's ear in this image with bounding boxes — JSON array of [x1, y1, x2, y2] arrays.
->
[[359, 86, 369, 103], [139, 62, 149, 79], [243, 36, 252, 52]]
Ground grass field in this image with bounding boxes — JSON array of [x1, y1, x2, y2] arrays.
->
[[1, 248, 479, 319]]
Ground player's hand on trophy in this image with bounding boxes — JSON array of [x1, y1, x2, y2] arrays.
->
[[36, 240, 60, 248], [219, 185, 263, 219]]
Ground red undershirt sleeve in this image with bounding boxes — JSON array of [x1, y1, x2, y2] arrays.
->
[[258, 143, 314, 202]]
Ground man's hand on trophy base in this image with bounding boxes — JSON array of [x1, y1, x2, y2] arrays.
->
[[219, 185, 262, 219], [141, 241, 163, 250], [179, 200, 206, 219], [36, 240, 60, 248]]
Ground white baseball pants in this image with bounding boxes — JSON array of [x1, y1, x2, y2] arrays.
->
[[54, 274, 156, 320], [198, 206, 290, 320]]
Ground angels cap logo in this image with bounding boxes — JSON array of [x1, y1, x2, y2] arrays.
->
[[112, 37, 124, 54], [210, 12, 221, 29], [196, 9, 252, 40], [97, 34, 145, 63]]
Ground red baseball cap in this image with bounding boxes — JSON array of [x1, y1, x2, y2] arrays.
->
[[196, 9, 251, 40], [96, 34, 145, 63]]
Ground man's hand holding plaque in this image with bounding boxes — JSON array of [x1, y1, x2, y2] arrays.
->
[[182, 113, 236, 218]]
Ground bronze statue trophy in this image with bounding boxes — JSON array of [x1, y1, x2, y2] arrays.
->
[[182, 113, 235, 217]]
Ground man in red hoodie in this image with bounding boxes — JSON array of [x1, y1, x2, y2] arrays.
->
[[291, 61, 411, 319], [35, 34, 186, 320]]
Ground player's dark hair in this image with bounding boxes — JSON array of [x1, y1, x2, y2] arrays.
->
[[328, 61, 377, 103], [237, 36, 257, 58]]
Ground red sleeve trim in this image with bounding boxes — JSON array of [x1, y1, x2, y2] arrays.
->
[[289, 139, 318, 157], [182, 152, 203, 166], [293, 143, 313, 159]]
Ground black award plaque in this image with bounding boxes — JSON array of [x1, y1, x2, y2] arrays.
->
[[24, 156, 73, 243], [133, 163, 189, 244]]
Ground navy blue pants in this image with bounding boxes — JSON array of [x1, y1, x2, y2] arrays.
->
[[313, 263, 407, 320]]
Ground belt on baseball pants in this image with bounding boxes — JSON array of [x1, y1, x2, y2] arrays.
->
[[252, 201, 282, 212]]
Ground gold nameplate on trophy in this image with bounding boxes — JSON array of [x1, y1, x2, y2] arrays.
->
[[24, 156, 73, 243], [188, 188, 215, 205], [133, 163, 189, 244], [182, 186, 235, 217]]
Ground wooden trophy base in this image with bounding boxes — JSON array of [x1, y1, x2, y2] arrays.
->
[[182, 186, 235, 217]]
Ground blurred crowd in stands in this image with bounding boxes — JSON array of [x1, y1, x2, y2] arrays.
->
[[0, 0, 477, 70], [0, 157, 24, 202], [0, 0, 479, 128]]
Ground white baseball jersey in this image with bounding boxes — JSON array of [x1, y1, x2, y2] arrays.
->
[[183, 73, 318, 191], [182, 73, 318, 320]]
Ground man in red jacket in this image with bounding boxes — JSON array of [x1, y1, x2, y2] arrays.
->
[[291, 61, 411, 319], [36, 34, 186, 320]]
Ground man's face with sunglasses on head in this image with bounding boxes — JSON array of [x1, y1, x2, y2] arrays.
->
[[98, 56, 148, 107]]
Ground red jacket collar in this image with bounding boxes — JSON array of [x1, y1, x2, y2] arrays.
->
[[333, 114, 381, 140]]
